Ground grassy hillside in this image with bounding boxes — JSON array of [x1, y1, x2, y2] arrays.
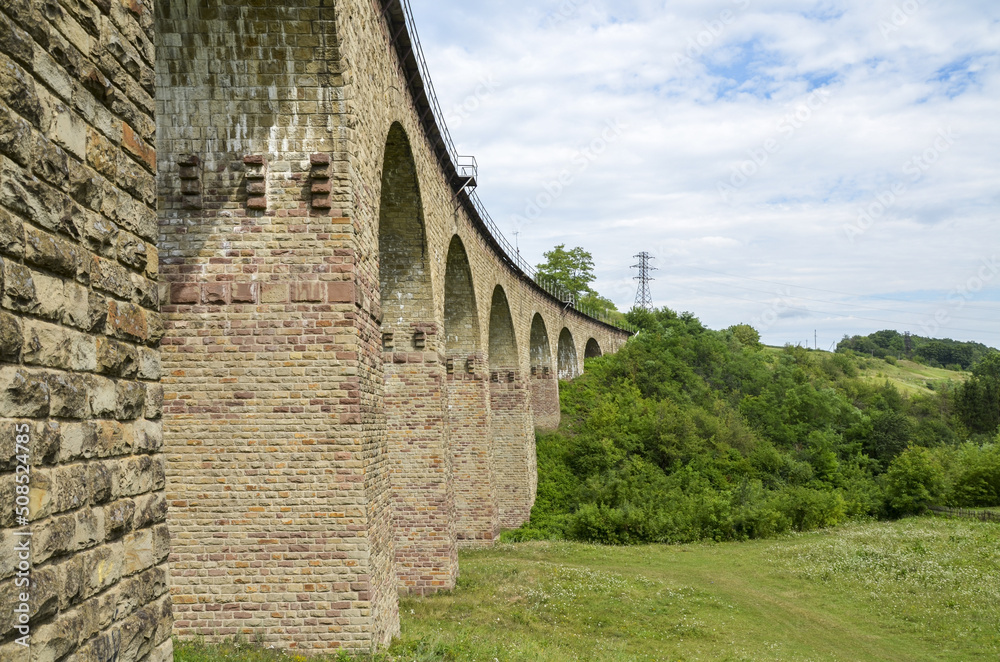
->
[[856, 357, 968, 396], [763, 347, 968, 396], [174, 516, 1000, 662]]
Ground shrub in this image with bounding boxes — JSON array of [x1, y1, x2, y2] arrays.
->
[[884, 447, 945, 516]]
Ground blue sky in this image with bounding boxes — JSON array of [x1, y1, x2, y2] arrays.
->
[[408, 0, 1000, 349]]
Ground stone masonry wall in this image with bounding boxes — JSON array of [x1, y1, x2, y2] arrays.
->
[[0, 0, 172, 660], [156, 0, 398, 652]]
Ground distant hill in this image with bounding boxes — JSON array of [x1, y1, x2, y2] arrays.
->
[[836, 330, 996, 371]]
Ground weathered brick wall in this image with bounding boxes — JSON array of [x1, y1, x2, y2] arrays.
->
[[156, 0, 398, 652], [0, 0, 171, 660]]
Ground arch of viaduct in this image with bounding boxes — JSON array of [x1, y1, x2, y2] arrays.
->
[[0, 0, 628, 658]]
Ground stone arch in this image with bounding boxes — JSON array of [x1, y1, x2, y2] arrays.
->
[[585, 338, 603, 359], [529, 314, 560, 430], [445, 237, 498, 546], [488, 286, 518, 370], [488, 285, 535, 527], [378, 122, 456, 594], [444, 236, 479, 353], [379, 123, 433, 327], [558, 328, 580, 380], [530, 314, 553, 373]]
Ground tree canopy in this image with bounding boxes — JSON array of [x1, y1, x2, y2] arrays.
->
[[535, 244, 598, 302], [535, 244, 621, 320]]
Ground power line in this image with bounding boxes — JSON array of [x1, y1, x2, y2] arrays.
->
[[632, 252, 656, 311]]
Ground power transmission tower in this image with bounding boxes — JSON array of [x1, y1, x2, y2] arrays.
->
[[632, 252, 656, 310]]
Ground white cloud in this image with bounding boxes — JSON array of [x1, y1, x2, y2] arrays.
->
[[408, 0, 1000, 348]]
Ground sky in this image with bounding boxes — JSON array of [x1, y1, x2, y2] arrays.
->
[[407, 0, 1000, 350]]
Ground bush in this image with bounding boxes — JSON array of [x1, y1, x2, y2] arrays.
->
[[947, 444, 1000, 507], [884, 447, 945, 516], [509, 308, 963, 546]]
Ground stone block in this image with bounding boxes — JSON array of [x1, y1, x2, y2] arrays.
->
[[0, 53, 42, 126], [69, 164, 106, 212], [0, 311, 22, 361], [86, 291, 108, 332], [96, 337, 139, 377], [83, 212, 119, 257], [0, 366, 49, 417], [93, 256, 132, 299], [87, 374, 116, 418], [114, 381, 145, 420], [81, 543, 124, 599], [51, 101, 87, 160], [86, 126, 120, 181], [31, 612, 81, 662], [328, 281, 355, 304], [87, 461, 113, 504], [59, 421, 97, 462], [291, 281, 323, 302], [34, 271, 68, 322], [24, 227, 86, 280], [2, 261, 37, 313], [74, 507, 104, 550], [130, 272, 157, 309], [0, 207, 24, 257], [30, 564, 61, 622], [104, 498, 135, 540], [202, 282, 228, 305], [106, 299, 148, 343], [0, 11, 34, 68], [23, 319, 96, 371], [232, 282, 256, 303], [46, 371, 91, 419], [63, 280, 92, 330], [31, 130, 70, 188], [122, 122, 155, 172], [143, 384, 162, 420], [145, 311, 164, 347], [132, 493, 166, 530], [261, 283, 288, 303], [116, 232, 148, 271], [169, 282, 198, 305], [52, 463, 89, 514], [0, 157, 77, 237], [35, 513, 77, 564], [137, 347, 159, 380], [23, 420, 60, 467]]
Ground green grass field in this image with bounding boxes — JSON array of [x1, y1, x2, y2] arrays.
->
[[761, 347, 968, 397], [856, 358, 968, 396], [175, 516, 1000, 662]]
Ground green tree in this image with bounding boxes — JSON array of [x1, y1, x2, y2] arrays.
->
[[536, 244, 598, 302], [536, 244, 621, 320], [728, 324, 762, 350]]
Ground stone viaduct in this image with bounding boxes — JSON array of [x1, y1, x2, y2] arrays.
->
[[0, 0, 630, 659]]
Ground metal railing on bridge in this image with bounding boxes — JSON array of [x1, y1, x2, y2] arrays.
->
[[397, 0, 636, 335]]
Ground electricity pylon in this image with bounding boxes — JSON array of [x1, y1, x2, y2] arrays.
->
[[632, 252, 656, 311]]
